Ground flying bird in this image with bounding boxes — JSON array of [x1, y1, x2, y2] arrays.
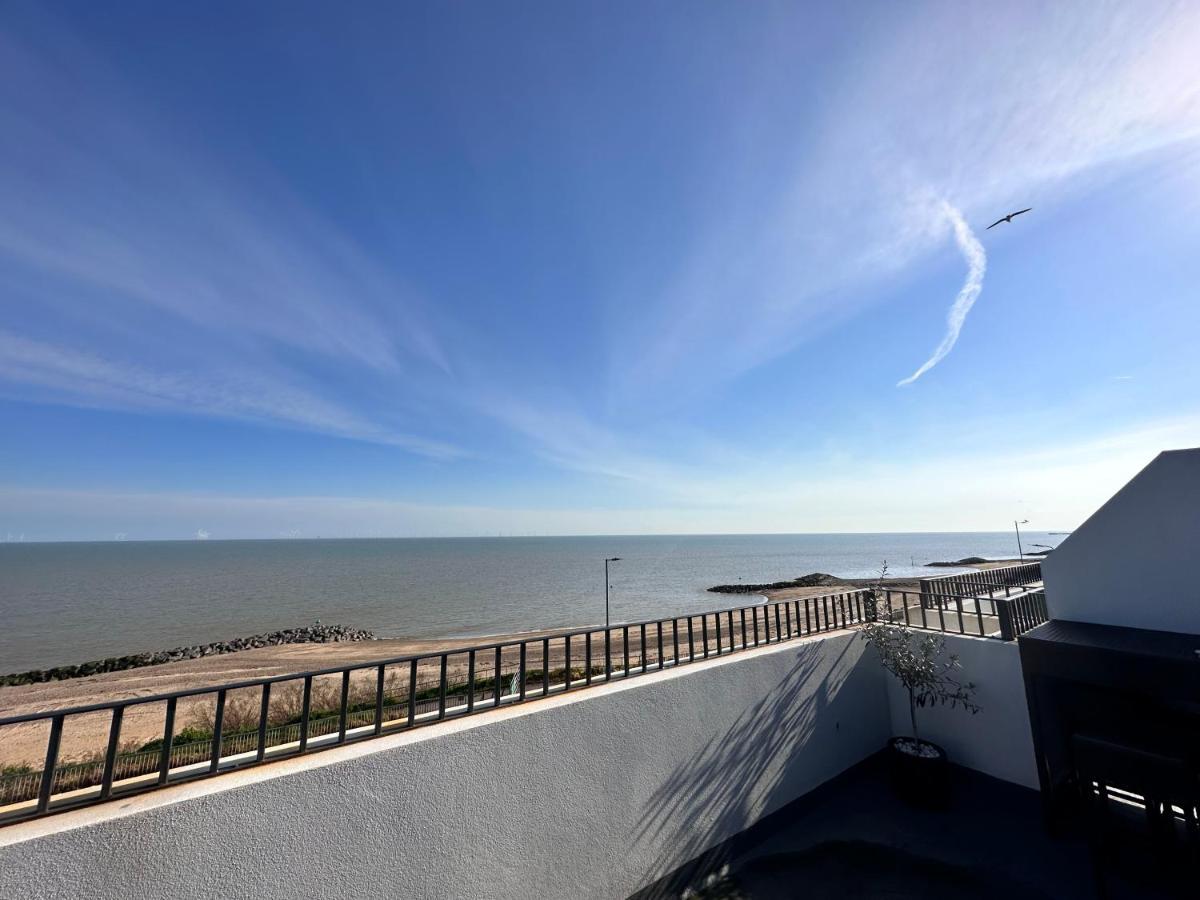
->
[[986, 207, 1032, 229]]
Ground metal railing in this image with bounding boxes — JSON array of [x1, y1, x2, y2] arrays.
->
[[0, 589, 872, 826], [876, 586, 1049, 641], [919, 562, 1042, 605], [996, 588, 1048, 641], [0, 584, 1053, 826]]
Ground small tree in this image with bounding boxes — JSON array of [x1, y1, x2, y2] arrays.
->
[[859, 563, 979, 748]]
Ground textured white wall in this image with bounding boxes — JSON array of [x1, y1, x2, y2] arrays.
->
[[1042, 448, 1200, 635], [883, 632, 1038, 789], [0, 632, 889, 900]]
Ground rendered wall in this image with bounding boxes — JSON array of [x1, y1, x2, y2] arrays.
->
[[1041, 448, 1200, 635], [0, 632, 889, 900], [884, 632, 1038, 789]]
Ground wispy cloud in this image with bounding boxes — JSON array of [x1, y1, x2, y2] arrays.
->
[[897, 204, 986, 386], [5, 412, 1197, 539], [608, 2, 1200, 407], [0, 18, 456, 454], [1, 3, 1198, 515], [0, 331, 463, 458]]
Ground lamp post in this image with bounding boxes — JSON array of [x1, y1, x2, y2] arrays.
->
[[605, 557, 621, 678], [1014, 520, 1029, 561]]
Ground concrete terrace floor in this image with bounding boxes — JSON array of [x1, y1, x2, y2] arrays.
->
[[633, 754, 1185, 900]]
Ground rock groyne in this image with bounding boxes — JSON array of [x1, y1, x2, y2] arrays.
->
[[0, 623, 375, 686], [708, 573, 840, 594]]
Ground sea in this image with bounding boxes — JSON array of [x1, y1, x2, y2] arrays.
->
[[0, 532, 1058, 672]]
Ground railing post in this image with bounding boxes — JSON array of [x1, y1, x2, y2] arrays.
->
[[161, 696, 179, 779], [407, 660, 417, 726], [997, 598, 1016, 641], [467, 651, 477, 711], [565, 634, 573, 690], [36, 714, 64, 813], [210, 689, 226, 771], [581, 631, 588, 684], [100, 706, 125, 799], [374, 666, 385, 735], [438, 655, 449, 718], [493, 647, 503, 707], [519, 642, 527, 700], [298, 677, 312, 751], [338, 670, 351, 741]]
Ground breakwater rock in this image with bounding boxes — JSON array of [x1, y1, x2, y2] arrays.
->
[[708, 573, 839, 594], [0, 624, 376, 686], [925, 557, 988, 567]]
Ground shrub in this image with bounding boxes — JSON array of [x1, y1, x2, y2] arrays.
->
[[860, 563, 979, 745]]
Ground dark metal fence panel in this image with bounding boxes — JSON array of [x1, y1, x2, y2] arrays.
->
[[878, 586, 1049, 643], [918, 562, 1042, 608]]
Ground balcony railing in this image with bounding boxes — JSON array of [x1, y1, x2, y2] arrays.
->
[[0, 589, 872, 827], [876, 586, 1048, 641], [0, 583, 1051, 828], [919, 562, 1042, 604]]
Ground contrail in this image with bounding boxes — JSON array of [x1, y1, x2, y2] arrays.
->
[[897, 202, 987, 386]]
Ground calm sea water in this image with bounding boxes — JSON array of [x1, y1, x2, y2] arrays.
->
[[0, 532, 1056, 671]]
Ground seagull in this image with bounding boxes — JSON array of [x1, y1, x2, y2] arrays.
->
[[986, 207, 1032, 229]]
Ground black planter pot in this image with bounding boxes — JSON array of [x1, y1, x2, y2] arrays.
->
[[887, 737, 949, 808]]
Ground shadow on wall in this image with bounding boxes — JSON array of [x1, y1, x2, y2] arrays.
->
[[631, 636, 866, 895]]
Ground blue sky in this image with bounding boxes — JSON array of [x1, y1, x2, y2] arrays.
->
[[2, 1, 1200, 540]]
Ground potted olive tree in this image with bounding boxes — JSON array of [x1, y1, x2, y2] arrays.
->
[[860, 568, 979, 806]]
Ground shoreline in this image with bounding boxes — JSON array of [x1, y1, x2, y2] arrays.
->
[[0, 585, 855, 764], [0, 560, 1027, 764]]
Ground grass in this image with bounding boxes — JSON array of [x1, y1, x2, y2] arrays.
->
[[153, 663, 613, 749]]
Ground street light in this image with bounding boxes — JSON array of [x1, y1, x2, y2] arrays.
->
[[1014, 520, 1029, 561], [605, 557, 621, 678]]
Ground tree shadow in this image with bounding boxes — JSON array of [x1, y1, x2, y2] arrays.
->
[[630, 634, 874, 896]]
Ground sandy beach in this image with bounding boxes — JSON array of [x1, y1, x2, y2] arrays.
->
[[0, 565, 1031, 767]]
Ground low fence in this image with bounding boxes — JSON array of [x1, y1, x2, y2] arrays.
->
[[1, 696, 443, 808], [876, 587, 1049, 641], [0, 590, 872, 826], [919, 562, 1042, 606]]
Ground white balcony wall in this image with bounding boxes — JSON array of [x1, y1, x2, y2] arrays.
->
[[883, 632, 1038, 789], [0, 631, 889, 900]]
